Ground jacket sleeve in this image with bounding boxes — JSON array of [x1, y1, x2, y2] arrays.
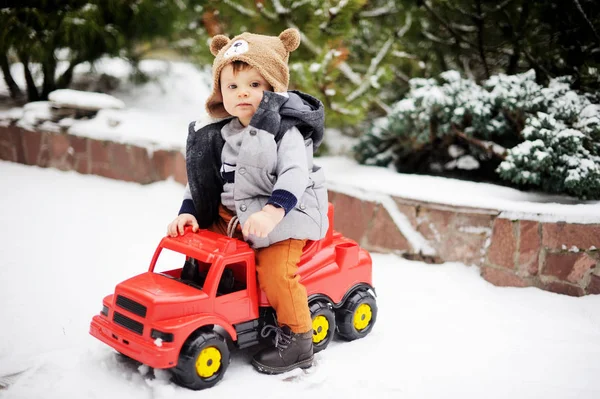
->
[[267, 126, 309, 215], [178, 183, 197, 217]]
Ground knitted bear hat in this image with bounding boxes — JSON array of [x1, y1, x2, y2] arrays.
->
[[205, 28, 301, 119]]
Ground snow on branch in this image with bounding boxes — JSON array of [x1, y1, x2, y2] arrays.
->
[[396, 12, 412, 38], [359, 1, 397, 18], [329, 0, 348, 16], [290, 0, 311, 10], [347, 38, 394, 102], [223, 0, 257, 17], [271, 0, 290, 15]]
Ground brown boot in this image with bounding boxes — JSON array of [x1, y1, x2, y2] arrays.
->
[[252, 325, 313, 374]]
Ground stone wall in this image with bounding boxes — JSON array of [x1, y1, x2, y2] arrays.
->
[[0, 124, 186, 185], [327, 191, 600, 297], [2, 124, 598, 296]]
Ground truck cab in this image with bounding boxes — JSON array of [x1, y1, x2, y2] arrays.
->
[[90, 204, 377, 390]]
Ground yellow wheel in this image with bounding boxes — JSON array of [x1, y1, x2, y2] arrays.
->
[[309, 301, 336, 353], [195, 347, 222, 378], [353, 303, 373, 331], [337, 290, 377, 341], [172, 330, 230, 390], [312, 315, 329, 344]]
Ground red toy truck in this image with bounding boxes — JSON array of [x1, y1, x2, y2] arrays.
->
[[89, 204, 377, 390]]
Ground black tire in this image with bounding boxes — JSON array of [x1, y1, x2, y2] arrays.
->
[[336, 290, 377, 341], [171, 330, 230, 390], [309, 301, 336, 353]]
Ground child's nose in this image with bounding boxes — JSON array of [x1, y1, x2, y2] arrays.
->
[[238, 90, 249, 98]]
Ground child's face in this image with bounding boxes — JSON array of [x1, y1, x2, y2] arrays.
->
[[220, 64, 273, 126]]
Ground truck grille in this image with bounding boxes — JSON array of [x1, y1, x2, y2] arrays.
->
[[116, 295, 147, 318], [113, 312, 144, 335]]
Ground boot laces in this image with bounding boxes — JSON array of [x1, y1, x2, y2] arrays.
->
[[260, 324, 292, 349]]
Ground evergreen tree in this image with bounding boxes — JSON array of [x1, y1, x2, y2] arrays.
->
[[1, 0, 189, 101], [354, 69, 600, 200]]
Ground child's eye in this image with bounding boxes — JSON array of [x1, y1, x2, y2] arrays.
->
[[228, 84, 237, 89], [251, 82, 261, 88]]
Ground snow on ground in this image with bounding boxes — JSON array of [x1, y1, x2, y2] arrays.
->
[[1, 160, 599, 399]]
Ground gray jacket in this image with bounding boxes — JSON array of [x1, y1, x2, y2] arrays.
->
[[181, 91, 328, 248]]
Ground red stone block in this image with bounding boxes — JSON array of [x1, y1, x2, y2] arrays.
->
[[486, 219, 517, 269], [49, 133, 70, 158], [48, 134, 75, 171], [587, 275, 600, 295], [91, 163, 121, 181], [110, 142, 133, 173], [442, 233, 488, 266], [365, 206, 411, 252], [0, 125, 23, 162], [69, 135, 88, 155], [173, 151, 187, 185], [453, 212, 495, 231], [481, 266, 529, 288], [37, 133, 50, 167], [329, 192, 376, 244], [21, 128, 43, 165], [518, 220, 541, 276], [416, 208, 455, 241], [567, 253, 597, 283], [90, 140, 110, 165], [152, 150, 171, 180], [75, 157, 90, 175], [393, 200, 418, 227], [542, 252, 580, 281], [542, 223, 600, 251], [543, 281, 584, 297], [130, 146, 152, 183]]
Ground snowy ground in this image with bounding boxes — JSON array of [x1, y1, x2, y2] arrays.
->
[[1, 160, 600, 399]]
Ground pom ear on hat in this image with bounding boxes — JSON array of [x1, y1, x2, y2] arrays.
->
[[279, 28, 300, 53], [210, 35, 231, 56]]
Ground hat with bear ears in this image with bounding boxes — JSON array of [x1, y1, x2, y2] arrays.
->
[[205, 28, 301, 119]]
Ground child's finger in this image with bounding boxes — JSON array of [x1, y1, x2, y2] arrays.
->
[[178, 219, 186, 235]]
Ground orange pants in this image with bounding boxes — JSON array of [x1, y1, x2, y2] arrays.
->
[[209, 205, 313, 334]]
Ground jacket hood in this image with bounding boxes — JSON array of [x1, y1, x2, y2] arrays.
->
[[250, 90, 325, 150]]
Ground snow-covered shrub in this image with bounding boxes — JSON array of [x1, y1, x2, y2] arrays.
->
[[354, 69, 600, 200]]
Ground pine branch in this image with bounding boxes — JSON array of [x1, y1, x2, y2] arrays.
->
[[347, 38, 393, 102], [422, 0, 475, 48], [223, 0, 257, 17], [359, 1, 396, 18], [290, 0, 311, 10], [256, 2, 277, 21], [453, 126, 507, 160], [271, 0, 291, 15], [571, 0, 600, 45], [396, 11, 412, 38]]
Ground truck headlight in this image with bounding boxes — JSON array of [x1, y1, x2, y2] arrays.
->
[[151, 329, 174, 342], [101, 305, 109, 317]]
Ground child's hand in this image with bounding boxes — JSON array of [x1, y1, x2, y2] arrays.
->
[[167, 213, 199, 237], [242, 205, 284, 239]]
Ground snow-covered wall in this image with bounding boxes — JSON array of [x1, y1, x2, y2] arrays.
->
[[1, 124, 598, 296]]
